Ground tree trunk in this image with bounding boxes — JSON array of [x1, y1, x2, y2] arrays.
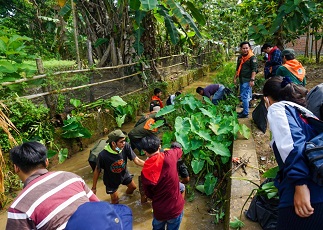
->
[[71, 0, 81, 70], [305, 27, 310, 57]]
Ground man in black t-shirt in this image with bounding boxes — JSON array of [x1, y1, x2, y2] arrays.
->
[[91, 130, 145, 204]]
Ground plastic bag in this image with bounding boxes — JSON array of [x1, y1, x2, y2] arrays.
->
[[252, 98, 268, 133]]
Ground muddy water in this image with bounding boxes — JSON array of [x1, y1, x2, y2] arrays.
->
[[0, 73, 224, 230]]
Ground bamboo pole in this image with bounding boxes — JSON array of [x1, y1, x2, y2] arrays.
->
[[22, 72, 142, 100], [1, 62, 140, 87], [156, 62, 185, 70]]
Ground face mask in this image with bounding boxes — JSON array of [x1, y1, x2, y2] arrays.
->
[[264, 97, 270, 109]]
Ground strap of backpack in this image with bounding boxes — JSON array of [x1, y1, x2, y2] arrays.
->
[[294, 106, 323, 134]]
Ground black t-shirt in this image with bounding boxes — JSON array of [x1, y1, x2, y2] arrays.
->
[[96, 143, 136, 189]]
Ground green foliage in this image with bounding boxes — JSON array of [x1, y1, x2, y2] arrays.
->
[[158, 92, 249, 196], [229, 217, 245, 229], [0, 27, 36, 95], [262, 166, 279, 179], [0, 96, 50, 151], [61, 115, 92, 139], [84, 96, 132, 127]]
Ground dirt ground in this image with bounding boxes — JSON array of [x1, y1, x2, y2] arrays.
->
[[252, 63, 323, 182]]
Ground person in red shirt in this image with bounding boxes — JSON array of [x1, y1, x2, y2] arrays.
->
[[150, 88, 164, 111], [141, 135, 184, 230]]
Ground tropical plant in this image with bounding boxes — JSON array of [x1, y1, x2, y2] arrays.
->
[[0, 27, 36, 94]]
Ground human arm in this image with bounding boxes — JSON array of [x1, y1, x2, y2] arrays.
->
[[91, 166, 101, 194], [294, 184, 314, 217], [133, 156, 145, 167], [6, 209, 35, 230]]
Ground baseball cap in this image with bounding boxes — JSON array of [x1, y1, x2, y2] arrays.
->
[[106, 129, 126, 143], [281, 49, 295, 57], [65, 201, 132, 230]]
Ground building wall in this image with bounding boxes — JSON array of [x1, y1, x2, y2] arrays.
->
[[286, 35, 323, 55]]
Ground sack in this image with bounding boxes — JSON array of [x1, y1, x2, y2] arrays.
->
[[88, 139, 107, 171], [252, 98, 268, 133], [295, 106, 323, 186], [246, 180, 278, 230], [305, 133, 323, 186]]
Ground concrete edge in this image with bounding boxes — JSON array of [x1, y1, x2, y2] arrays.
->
[[225, 117, 262, 230]]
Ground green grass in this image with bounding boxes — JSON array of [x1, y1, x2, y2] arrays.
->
[[24, 59, 76, 72]]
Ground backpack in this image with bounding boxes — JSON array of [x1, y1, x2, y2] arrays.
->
[[149, 99, 160, 112], [306, 83, 323, 120], [88, 139, 107, 171], [166, 95, 172, 106], [295, 106, 323, 186]]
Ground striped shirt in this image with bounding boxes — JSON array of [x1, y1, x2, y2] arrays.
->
[[6, 169, 99, 230]]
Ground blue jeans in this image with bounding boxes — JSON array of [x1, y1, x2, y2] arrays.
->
[[152, 211, 183, 230], [240, 82, 252, 115], [212, 85, 225, 105]]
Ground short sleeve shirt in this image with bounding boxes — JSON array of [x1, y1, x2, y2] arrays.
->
[[96, 143, 136, 189]]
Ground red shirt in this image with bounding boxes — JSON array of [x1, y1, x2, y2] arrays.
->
[[151, 95, 164, 108], [141, 148, 184, 221]]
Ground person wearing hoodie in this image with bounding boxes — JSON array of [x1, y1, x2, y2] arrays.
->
[[276, 49, 306, 86], [261, 43, 282, 79]]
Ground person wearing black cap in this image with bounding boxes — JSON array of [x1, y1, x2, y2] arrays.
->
[[276, 49, 306, 86], [261, 43, 282, 79], [91, 129, 145, 204]]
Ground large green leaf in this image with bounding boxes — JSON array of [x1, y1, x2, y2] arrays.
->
[[70, 98, 82, 108], [58, 148, 68, 164], [191, 159, 205, 174], [190, 137, 203, 150], [150, 119, 164, 129], [116, 114, 126, 127], [130, 0, 141, 10], [134, 27, 145, 55], [175, 132, 190, 153], [204, 172, 217, 195], [262, 166, 279, 179], [185, 1, 206, 26], [174, 116, 191, 134], [110, 96, 127, 107], [239, 124, 251, 139], [158, 7, 179, 44], [206, 142, 231, 157], [0, 60, 17, 73], [162, 131, 174, 149], [166, 0, 202, 38], [194, 130, 212, 142], [156, 104, 176, 117], [195, 184, 205, 193], [140, 0, 158, 11]]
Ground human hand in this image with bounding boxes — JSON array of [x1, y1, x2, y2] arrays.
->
[[294, 184, 314, 217], [91, 188, 97, 195]]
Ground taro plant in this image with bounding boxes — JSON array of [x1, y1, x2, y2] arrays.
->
[[61, 99, 92, 139], [156, 93, 250, 223], [83, 96, 133, 127], [156, 93, 250, 194]]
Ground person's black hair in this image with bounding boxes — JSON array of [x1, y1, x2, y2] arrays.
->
[[141, 135, 160, 154], [261, 43, 273, 51], [240, 41, 251, 48], [154, 88, 162, 95], [196, 87, 203, 94], [10, 141, 47, 173], [263, 76, 308, 106], [175, 91, 181, 97], [283, 53, 295, 60]]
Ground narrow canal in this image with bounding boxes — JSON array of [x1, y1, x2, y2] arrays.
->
[[0, 72, 225, 230]]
